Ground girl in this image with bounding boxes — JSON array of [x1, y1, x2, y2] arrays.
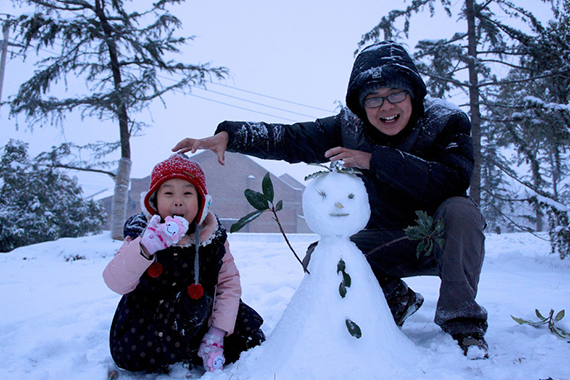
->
[[103, 153, 264, 373]]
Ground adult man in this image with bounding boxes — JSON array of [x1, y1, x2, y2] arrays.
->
[[173, 41, 488, 358]]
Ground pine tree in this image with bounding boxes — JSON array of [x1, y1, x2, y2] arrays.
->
[[357, 0, 554, 206], [0, 139, 106, 252], [485, 1, 570, 256], [3, 0, 228, 239], [360, 0, 570, 257]]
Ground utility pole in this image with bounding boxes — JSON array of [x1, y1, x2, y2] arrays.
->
[[0, 13, 14, 115], [0, 19, 8, 106]]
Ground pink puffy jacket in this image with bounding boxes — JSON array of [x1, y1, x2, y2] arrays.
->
[[103, 212, 242, 335]]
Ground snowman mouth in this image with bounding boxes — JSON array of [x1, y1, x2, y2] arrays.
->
[[380, 114, 400, 123], [329, 213, 349, 217]]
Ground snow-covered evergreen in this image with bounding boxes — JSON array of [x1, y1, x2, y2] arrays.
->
[[0, 140, 106, 252]]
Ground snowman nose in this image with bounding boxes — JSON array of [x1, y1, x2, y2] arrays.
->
[[335, 202, 344, 209]]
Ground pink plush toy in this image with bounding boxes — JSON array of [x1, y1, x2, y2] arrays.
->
[[141, 215, 189, 256]]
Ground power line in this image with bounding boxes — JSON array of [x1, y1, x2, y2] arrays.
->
[[155, 72, 303, 121], [157, 73, 333, 119], [5, 37, 334, 122], [193, 86, 320, 119], [2, 13, 337, 120], [186, 92, 298, 122], [207, 81, 335, 113]]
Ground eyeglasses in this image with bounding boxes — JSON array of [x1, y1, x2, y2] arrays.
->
[[363, 91, 409, 108]]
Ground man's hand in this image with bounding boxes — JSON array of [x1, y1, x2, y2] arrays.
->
[[325, 147, 371, 170], [172, 132, 229, 165]]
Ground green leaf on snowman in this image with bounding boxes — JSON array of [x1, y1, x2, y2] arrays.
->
[[244, 189, 270, 211], [230, 210, 264, 233], [342, 272, 351, 287], [304, 162, 363, 181], [275, 200, 283, 212], [261, 172, 274, 203], [337, 259, 351, 298], [405, 210, 445, 258], [346, 318, 362, 339], [339, 282, 347, 298], [337, 259, 346, 273]]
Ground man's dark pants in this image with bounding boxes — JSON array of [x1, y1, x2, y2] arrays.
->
[[350, 196, 488, 336]]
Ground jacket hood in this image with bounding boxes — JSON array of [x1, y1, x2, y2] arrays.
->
[[346, 41, 427, 122]]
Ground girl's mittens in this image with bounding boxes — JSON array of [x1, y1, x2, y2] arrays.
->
[[198, 326, 226, 371], [141, 215, 189, 256]]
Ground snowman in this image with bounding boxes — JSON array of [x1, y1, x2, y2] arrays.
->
[[227, 168, 421, 380]]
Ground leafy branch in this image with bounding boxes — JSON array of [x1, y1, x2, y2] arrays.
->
[[366, 210, 445, 259], [405, 210, 445, 258], [511, 309, 570, 342], [304, 161, 362, 181], [230, 173, 310, 274]]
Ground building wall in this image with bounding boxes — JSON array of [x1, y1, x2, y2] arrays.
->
[[100, 151, 310, 234]]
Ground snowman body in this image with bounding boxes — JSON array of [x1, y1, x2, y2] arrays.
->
[[230, 171, 419, 379]]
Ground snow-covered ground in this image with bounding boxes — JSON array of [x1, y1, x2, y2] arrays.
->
[[1, 231, 569, 380]]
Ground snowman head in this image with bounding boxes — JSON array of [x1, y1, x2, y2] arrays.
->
[[302, 171, 370, 237]]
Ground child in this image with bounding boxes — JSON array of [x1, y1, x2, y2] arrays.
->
[[103, 153, 265, 373]]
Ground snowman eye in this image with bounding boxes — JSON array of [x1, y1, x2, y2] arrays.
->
[[316, 189, 327, 199], [348, 193, 355, 199]]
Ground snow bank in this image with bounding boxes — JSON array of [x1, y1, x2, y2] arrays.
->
[[0, 232, 568, 379]]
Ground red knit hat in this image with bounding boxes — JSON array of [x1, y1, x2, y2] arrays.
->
[[143, 154, 212, 225]]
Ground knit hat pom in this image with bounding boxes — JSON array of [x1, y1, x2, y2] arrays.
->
[[143, 154, 212, 225]]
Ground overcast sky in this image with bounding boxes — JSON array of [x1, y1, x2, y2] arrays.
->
[[0, 0, 554, 197]]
